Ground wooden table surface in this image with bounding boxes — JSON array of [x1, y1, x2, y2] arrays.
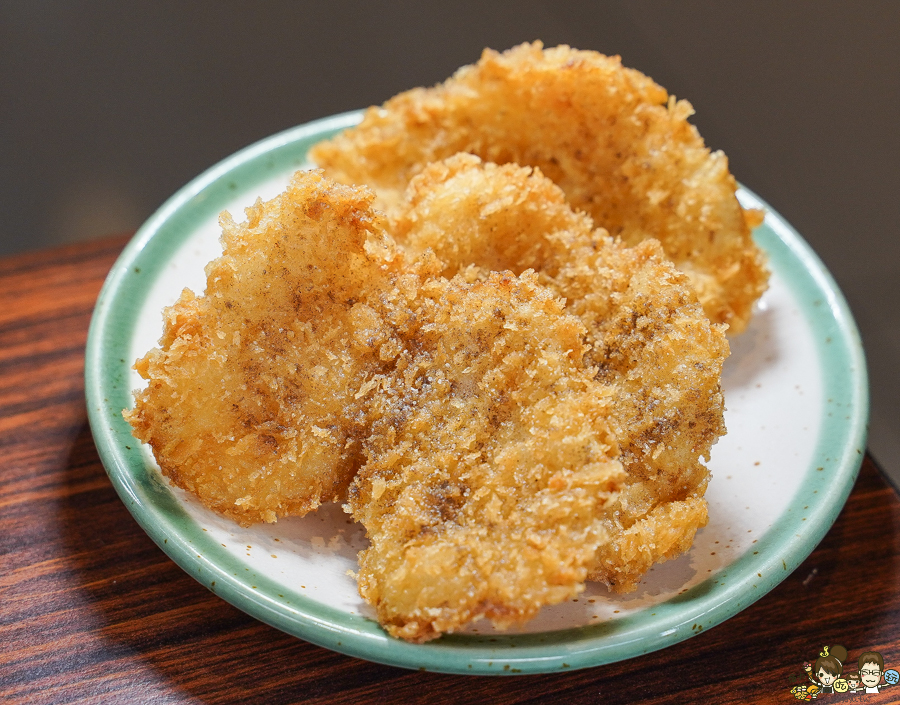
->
[[2, 235, 899, 705]]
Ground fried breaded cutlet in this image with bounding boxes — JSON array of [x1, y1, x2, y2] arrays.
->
[[392, 153, 729, 591], [125, 171, 402, 524], [345, 152, 728, 638], [125, 170, 631, 640], [310, 41, 768, 333], [347, 272, 626, 642], [126, 166, 728, 641]]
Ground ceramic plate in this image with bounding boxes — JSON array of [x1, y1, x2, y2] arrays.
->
[[85, 111, 868, 675]]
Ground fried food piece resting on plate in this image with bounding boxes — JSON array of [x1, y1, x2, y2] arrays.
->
[[125, 163, 727, 640], [125, 171, 402, 525], [346, 271, 626, 642], [126, 168, 632, 640], [310, 41, 768, 333], [393, 153, 729, 591]]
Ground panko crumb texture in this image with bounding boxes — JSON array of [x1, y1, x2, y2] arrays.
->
[[125, 172, 401, 524], [310, 41, 768, 333], [347, 271, 625, 641], [393, 154, 728, 592], [126, 164, 729, 642]]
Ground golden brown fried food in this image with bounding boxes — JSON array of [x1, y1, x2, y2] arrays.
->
[[310, 41, 768, 333], [125, 168, 633, 639], [126, 163, 728, 641], [392, 153, 729, 591], [347, 271, 626, 642], [125, 170, 402, 525]]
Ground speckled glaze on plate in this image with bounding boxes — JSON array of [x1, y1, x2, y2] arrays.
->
[[85, 111, 868, 675]]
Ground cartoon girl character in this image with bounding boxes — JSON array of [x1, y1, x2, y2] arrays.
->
[[804, 645, 848, 694]]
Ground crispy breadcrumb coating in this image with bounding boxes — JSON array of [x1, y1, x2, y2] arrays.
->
[[347, 272, 626, 642], [125, 170, 632, 640], [310, 41, 768, 333], [125, 171, 401, 525], [392, 154, 729, 591], [126, 163, 729, 641]]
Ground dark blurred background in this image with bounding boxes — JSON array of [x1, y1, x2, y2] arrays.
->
[[2, 1, 898, 483]]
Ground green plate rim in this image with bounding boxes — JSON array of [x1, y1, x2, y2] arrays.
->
[[85, 111, 868, 675]]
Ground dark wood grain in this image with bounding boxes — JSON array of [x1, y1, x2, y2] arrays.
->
[[1, 235, 899, 705]]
